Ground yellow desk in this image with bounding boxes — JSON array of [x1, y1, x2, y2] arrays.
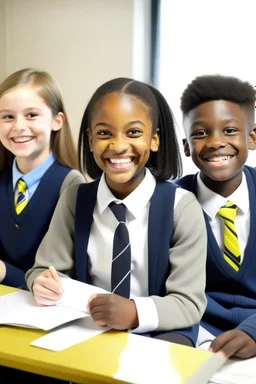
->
[[0, 285, 212, 383]]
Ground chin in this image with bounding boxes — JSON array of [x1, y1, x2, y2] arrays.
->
[[204, 171, 235, 183]]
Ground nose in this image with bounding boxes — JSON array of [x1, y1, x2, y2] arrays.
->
[[13, 116, 26, 131], [205, 132, 226, 150], [109, 136, 130, 153]]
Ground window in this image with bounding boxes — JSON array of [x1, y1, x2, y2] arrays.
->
[[155, 0, 256, 174]]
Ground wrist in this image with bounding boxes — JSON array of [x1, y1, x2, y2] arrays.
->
[[130, 299, 139, 329]]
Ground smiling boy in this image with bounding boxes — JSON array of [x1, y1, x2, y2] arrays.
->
[[175, 75, 256, 359]]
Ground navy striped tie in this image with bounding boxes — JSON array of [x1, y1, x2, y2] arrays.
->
[[109, 202, 131, 298]]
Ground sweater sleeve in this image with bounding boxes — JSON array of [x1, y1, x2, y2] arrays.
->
[[25, 183, 80, 291], [1, 261, 25, 288], [59, 170, 86, 195], [237, 315, 256, 341], [151, 191, 207, 331]]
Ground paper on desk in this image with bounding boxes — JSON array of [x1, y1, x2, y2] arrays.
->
[[185, 351, 227, 384], [0, 278, 110, 331], [58, 278, 109, 312], [210, 355, 256, 384], [31, 316, 110, 351], [0, 290, 86, 331]]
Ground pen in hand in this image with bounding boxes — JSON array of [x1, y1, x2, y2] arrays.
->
[[49, 266, 63, 295]]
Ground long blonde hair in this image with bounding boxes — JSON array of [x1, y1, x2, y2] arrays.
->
[[0, 68, 80, 171]]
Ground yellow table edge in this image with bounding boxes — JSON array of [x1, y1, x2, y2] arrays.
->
[[0, 284, 212, 383]]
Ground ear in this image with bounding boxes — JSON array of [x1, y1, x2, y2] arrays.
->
[[248, 126, 256, 150], [150, 129, 160, 152], [183, 138, 191, 157], [86, 127, 93, 152], [52, 112, 65, 132]]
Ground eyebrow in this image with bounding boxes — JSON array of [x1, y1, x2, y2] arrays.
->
[[190, 118, 241, 129], [93, 120, 145, 129], [0, 107, 42, 114], [0, 109, 13, 114]]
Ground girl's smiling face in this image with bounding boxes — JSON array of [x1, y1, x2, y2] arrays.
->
[[0, 84, 63, 173], [87, 92, 159, 199]]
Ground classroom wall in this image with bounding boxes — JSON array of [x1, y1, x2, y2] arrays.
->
[[0, 0, 142, 144], [0, 1, 6, 80]]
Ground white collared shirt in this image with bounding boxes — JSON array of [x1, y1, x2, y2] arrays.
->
[[196, 172, 250, 348], [87, 168, 186, 333], [197, 172, 250, 263]]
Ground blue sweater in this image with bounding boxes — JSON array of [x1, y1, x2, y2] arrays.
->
[[175, 166, 256, 342], [72, 179, 199, 345], [0, 161, 71, 288]]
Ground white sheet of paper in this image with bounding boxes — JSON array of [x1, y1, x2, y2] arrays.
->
[[210, 356, 256, 384], [31, 316, 110, 351], [0, 290, 86, 330], [58, 278, 109, 312], [0, 279, 110, 331]]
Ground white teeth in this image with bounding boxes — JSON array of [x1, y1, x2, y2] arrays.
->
[[207, 156, 232, 162], [110, 158, 132, 165], [12, 136, 33, 143]]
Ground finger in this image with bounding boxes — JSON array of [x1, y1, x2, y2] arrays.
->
[[212, 336, 247, 358], [49, 266, 62, 288], [90, 312, 108, 326], [35, 296, 59, 306], [87, 293, 98, 310], [35, 276, 63, 295], [233, 341, 256, 359], [88, 294, 112, 310], [34, 282, 62, 300], [209, 331, 234, 352]]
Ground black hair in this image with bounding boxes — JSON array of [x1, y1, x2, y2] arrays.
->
[[180, 74, 256, 123], [78, 77, 182, 180]]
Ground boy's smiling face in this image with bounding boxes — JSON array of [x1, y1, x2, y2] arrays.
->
[[183, 100, 256, 195]]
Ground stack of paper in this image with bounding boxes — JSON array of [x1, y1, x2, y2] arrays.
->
[[210, 356, 256, 384], [0, 278, 109, 331]]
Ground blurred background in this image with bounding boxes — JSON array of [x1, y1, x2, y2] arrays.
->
[[0, 0, 255, 175]]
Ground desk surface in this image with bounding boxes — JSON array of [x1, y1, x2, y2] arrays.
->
[[0, 284, 211, 383]]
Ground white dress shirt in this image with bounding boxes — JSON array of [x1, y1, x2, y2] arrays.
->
[[197, 172, 250, 263], [196, 171, 250, 348], [87, 168, 187, 333]]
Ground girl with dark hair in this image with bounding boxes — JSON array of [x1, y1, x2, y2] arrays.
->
[[26, 77, 207, 346]]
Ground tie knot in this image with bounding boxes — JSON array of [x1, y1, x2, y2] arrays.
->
[[218, 200, 238, 222], [109, 202, 126, 222], [17, 179, 27, 193]]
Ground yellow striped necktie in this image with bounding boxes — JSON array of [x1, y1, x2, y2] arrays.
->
[[15, 179, 28, 214], [217, 201, 241, 271]]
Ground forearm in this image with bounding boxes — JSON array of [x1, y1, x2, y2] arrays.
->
[[1, 260, 25, 288]]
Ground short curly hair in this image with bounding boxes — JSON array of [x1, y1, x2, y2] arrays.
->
[[180, 74, 256, 123]]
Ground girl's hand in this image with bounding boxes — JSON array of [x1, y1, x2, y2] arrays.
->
[[209, 329, 256, 359], [88, 293, 139, 330], [32, 266, 63, 306]]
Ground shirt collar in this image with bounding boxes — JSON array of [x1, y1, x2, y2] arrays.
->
[[12, 152, 55, 190], [97, 168, 156, 218], [197, 171, 249, 219]]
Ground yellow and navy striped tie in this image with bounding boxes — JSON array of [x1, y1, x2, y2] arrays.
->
[[15, 179, 28, 214], [218, 201, 241, 272]]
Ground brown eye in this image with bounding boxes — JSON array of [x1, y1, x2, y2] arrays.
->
[[96, 130, 111, 136], [127, 129, 142, 136], [223, 128, 237, 135]]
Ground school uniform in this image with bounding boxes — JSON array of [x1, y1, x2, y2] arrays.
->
[[26, 168, 207, 345], [175, 165, 256, 348], [0, 153, 85, 288]]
